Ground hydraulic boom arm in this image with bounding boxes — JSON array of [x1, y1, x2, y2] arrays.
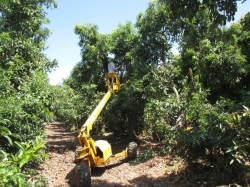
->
[[77, 73, 120, 146], [78, 89, 113, 139], [74, 72, 138, 187]]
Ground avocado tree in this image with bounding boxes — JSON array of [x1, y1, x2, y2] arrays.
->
[[63, 1, 250, 184], [158, 0, 248, 33], [0, 1, 59, 186]]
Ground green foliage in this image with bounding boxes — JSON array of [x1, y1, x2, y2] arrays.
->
[[0, 160, 28, 187], [0, 0, 58, 148], [28, 175, 48, 187], [179, 15, 249, 104], [110, 22, 138, 81], [49, 84, 78, 124], [60, 2, 250, 185], [0, 1, 58, 186], [53, 83, 103, 131], [0, 135, 48, 187], [0, 124, 20, 147], [0, 70, 56, 150], [102, 83, 146, 135], [157, 0, 245, 37], [71, 23, 110, 90], [175, 105, 250, 182], [136, 1, 177, 49], [224, 107, 250, 165], [13, 136, 48, 168], [131, 149, 157, 164], [0, 0, 58, 87]]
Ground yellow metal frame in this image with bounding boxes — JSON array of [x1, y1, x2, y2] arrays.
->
[[105, 73, 121, 91], [76, 73, 128, 167]]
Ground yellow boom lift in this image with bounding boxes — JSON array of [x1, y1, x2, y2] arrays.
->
[[74, 73, 138, 187]]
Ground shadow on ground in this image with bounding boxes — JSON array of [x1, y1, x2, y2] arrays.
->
[[45, 122, 250, 187]]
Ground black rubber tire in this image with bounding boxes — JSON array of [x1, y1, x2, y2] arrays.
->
[[75, 164, 91, 187], [127, 142, 138, 160]]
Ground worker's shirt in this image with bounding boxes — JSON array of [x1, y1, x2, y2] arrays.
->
[[108, 62, 118, 73]]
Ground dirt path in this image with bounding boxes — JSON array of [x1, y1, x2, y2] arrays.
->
[[39, 122, 78, 187], [37, 122, 214, 187]]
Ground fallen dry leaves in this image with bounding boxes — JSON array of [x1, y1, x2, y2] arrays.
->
[[36, 122, 249, 187]]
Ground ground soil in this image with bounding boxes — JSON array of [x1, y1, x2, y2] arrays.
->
[[37, 122, 250, 187]]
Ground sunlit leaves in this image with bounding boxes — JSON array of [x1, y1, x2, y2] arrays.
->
[[0, 1, 59, 186], [0, 0, 58, 85], [158, 0, 242, 31], [0, 136, 48, 187], [135, 1, 174, 65], [52, 0, 250, 184], [73, 23, 111, 89], [110, 21, 136, 76]]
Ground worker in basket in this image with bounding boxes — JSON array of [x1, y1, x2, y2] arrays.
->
[[107, 56, 121, 90]]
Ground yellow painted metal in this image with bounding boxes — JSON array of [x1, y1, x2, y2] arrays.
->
[[78, 89, 113, 144], [76, 73, 127, 168], [89, 139, 97, 155], [95, 150, 128, 166], [105, 150, 127, 163], [113, 149, 128, 158], [105, 73, 121, 91], [76, 147, 89, 159], [95, 140, 112, 161]]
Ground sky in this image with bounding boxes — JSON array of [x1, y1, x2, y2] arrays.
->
[[45, 0, 250, 85], [45, 0, 150, 85]]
